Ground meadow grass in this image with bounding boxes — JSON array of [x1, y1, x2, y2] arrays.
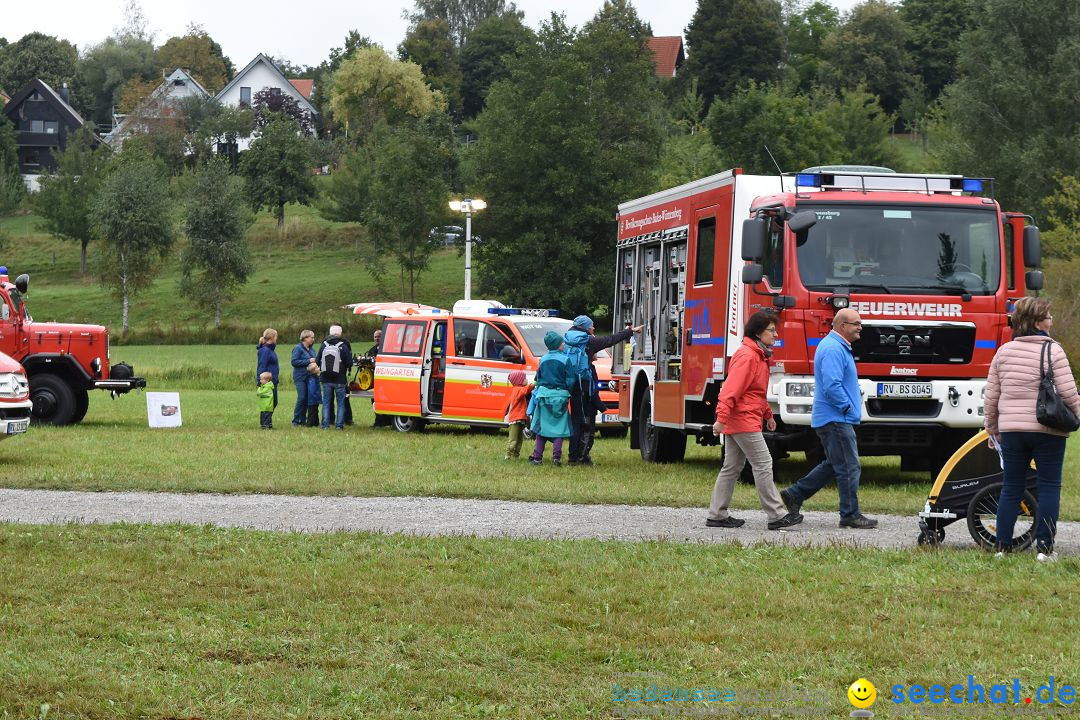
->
[[0, 523, 1076, 719], [5, 344, 1080, 520]]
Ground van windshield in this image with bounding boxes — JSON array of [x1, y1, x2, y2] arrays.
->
[[795, 204, 1001, 295], [513, 319, 573, 356]]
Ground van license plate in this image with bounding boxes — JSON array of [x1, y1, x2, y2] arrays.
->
[[876, 382, 932, 398], [6, 420, 28, 434]]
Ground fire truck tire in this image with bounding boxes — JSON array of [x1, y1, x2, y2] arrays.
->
[[637, 391, 686, 462], [71, 388, 90, 424], [30, 373, 77, 426], [392, 415, 426, 433]]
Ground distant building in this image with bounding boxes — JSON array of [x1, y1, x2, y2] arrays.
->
[[103, 68, 211, 150], [216, 54, 317, 151], [2, 78, 98, 190], [647, 36, 685, 78]]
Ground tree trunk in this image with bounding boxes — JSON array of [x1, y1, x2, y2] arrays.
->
[[270, 203, 285, 259], [400, 267, 405, 301], [119, 252, 129, 334], [80, 239, 88, 276], [214, 298, 222, 328]]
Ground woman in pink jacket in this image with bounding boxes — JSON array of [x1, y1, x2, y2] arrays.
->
[[984, 297, 1080, 560], [706, 311, 803, 530]]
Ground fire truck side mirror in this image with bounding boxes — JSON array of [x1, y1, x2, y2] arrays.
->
[[14, 274, 28, 293], [741, 218, 767, 261], [742, 264, 764, 285], [1023, 226, 1041, 268], [787, 210, 817, 234], [1025, 270, 1044, 291]]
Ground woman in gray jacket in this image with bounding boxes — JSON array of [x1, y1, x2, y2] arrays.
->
[[984, 297, 1080, 560]]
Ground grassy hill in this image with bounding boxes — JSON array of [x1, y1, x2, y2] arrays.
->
[[0, 202, 469, 343]]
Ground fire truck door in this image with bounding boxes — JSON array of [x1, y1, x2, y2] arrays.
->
[[652, 235, 688, 425], [0, 293, 18, 358]]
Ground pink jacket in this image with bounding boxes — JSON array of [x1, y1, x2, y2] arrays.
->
[[715, 337, 773, 434], [984, 335, 1080, 436]]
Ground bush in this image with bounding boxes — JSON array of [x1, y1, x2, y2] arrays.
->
[[115, 314, 381, 345], [1043, 257, 1080, 380]]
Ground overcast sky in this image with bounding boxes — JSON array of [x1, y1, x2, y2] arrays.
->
[[4, 0, 868, 70]]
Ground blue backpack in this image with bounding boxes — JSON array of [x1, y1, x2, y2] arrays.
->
[[563, 331, 592, 389]]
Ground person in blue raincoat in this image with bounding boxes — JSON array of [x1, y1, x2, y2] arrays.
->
[[529, 330, 575, 466]]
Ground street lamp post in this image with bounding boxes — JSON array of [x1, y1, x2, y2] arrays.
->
[[448, 198, 487, 300]]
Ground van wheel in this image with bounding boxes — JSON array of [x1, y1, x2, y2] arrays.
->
[[637, 391, 686, 462], [393, 416, 426, 433], [30, 373, 77, 426]]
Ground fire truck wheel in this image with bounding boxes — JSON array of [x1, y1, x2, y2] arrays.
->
[[30, 373, 77, 426], [637, 391, 686, 463], [72, 389, 90, 424], [392, 415, 426, 433]]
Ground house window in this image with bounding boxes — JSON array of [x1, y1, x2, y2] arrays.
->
[[239, 87, 251, 106], [270, 87, 281, 97], [44, 121, 59, 134], [27, 91, 42, 101], [24, 150, 40, 166], [30, 120, 44, 133]]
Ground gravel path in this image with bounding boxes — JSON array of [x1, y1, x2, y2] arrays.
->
[[0, 488, 1074, 553]]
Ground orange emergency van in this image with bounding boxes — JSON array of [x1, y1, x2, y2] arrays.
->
[[373, 307, 623, 434]]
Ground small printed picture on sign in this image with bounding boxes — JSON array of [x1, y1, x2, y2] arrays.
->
[[146, 392, 182, 428]]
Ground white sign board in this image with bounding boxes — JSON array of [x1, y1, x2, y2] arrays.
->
[[146, 392, 182, 428]]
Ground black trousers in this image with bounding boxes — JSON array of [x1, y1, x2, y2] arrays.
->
[[260, 411, 273, 429], [568, 386, 587, 461]]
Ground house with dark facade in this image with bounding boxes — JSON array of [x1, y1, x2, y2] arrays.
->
[[2, 78, 97, 188]]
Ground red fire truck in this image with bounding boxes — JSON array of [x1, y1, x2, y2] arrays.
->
[[610, 168, 1043, 477]]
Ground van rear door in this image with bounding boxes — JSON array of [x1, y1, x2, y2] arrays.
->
[[373, 319, 429, 417]]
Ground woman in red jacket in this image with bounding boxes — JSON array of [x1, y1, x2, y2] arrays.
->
[[706, 311, 803, 530]]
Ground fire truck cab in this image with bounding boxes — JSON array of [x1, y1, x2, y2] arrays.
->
[[611, 168, 1042, 477], [373, 305, 623, 434]]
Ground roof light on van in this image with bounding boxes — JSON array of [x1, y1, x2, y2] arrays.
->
[[487, 308, 560, 317], [962, 178, 983, 193], [796, 173, 823, 188]]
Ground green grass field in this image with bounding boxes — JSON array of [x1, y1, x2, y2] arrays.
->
[[3, 344, 1080, 520], [1, 523, 1077, 719]]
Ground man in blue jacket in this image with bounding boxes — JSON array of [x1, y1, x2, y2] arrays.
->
[[781, 308, 878, 529]]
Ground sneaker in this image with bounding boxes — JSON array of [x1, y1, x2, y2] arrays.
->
[[580, 457, 595, 467], [705, 516, 746, 528], [552, 460, 562, 467], [767, 513, 804, 531], [839, 514, 878, 529], [780, 490, 802, 515], [1037, 552, 1057, 563], [529, 458, 542, 466]]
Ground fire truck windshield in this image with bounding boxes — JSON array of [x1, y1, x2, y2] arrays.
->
[[795, 204, 1001, 295], [513, 319, 573, 355]]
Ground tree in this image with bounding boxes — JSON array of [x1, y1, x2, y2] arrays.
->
[[180, 159, 254, 327], [816, 86, 898, 169], [91, 157, 175, 333], [934, 0, 1080, 214], [0, 116, 25, 217], [34, 128, 111, 275], [328, 47, 443, 139], [684, 0, 784, 107], [177, 95, 255, 167], [0, 33, 78, 99], [408, 0, 523, 47], [782, 0, 841, 94], [156, 26, 232, 93], [399, 19, 463, 117], [307, 31, 378, 123], [240, 115, 316, 249], [252, 87, 314, 134], [471, 12, 665, 312], [459, 13, 535, 118], [75, 35, 158, 129], [1040, 174, 1080, 260], [818, 0, 912, 115], [899, 0, 974, 100], [654, 132, 725, 190], [706, 83, 840, 173]]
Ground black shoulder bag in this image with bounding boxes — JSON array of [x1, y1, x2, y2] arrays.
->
[[1036, 340, 1080, 432]]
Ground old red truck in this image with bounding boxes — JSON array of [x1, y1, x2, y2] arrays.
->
[[0, 270, 146, 425], [610, 168, 1043, 477]]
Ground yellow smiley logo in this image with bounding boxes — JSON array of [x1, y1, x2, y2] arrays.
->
[[848, 678, 877, 709]]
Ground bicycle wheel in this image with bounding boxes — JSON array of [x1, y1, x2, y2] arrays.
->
[[967, 482, 1038, 551]]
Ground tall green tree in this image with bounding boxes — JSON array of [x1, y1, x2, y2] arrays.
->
[[33, 128, 111, 275], [408, 0, 522, 47], [782, 0, 841, 94], [459, 14, 535, 119], [899, 0, 974, 100], [75, 35, 157, 128], [328, 47, 443, 139], [399, 19, 464, 118], [471, 12, 665, 312], [156, 26, 233, 93], [0, 116, 25, 217], [180, 160, 254, 327], [0, 32, 78, 99], [934, 0, 1080, 214], [91, 157, 175, 333], [240, 115, 316, 250], [818, 0, 912, 115], [816, 85, 898, 168], [685, 0, 784, 107]]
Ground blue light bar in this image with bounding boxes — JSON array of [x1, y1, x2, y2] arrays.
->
[[487, 307, 560, 317], [796, 173, 823, 188], [962, 178, 983, 193]]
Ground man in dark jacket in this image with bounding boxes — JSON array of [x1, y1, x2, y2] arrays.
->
[[316, 325, 354, 430], [563, 315, 642, 465]]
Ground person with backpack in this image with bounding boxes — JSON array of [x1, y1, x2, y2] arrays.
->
[[563, 316, 642, 465], [529, 331, 575, 466], [316, 325, 354, 430]]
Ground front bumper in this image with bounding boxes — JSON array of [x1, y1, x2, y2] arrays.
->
[[0, 400, 32, 438], [93, 377, 147, 393]]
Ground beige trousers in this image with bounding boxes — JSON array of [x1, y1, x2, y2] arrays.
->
[[707, 431, 786, 522]]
